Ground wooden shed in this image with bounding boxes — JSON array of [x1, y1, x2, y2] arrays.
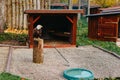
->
[[87, 7, 120, 42], [50, 3, 68, 9], [24, 10, 83, 48], [89, 6, 101, 14]]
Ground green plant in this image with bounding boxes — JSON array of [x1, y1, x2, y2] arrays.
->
[[94, 77, 120, 80], [0, 33, 27, 42], [93, 0, 116, 8], [0, 72, 28, 80]]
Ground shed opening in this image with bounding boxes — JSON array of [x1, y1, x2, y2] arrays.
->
[[34, 15, 72, 47]]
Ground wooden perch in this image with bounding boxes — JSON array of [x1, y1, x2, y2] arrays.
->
[[33, 38, 44, 63]]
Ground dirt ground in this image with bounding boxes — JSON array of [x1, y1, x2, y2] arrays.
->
[[7, 46, 120, 80]]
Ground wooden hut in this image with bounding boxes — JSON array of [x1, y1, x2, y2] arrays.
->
[[50, 3, 68, 9], [87, 7, 120, 42], [80, 5, 101, 15], [24, 10, 83, 48], [89, 6, 101, 14]]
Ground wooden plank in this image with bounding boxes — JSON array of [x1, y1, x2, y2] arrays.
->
[[102, 8, 120, 13], [28, 15, 34, 48], [98, 23, 118, 41], [98, 16, 102, 24], [10, 0, 13, 28], [22, 0, 24, 29], [29, 0, 33, 9], [33, 16, 40, 24], [101, 7, 120, 13], [33, 0, 37, 10], [66, 16, 73, 23], [23, 0, 27, 29], [5, 0, 8, 27], [52, 32, 71, 37], [12, 0, 15, 28], [68, 0, 72, 9], [48, 0, 51, 10], [88, 17, 98, 39], [44, 0, 48, 9], [19, 0, 23, 29], [101, 16, 119, 24], [41, 0, 44, 9], [15, 0, 17, 28], [17, 0, 20, 29], [98, 24, 116, 36], [26, 0, 30, 10], [71, 15, 77, 45], [36, 0, 40, 9], [24, 10, 84, 14], [8, 0, 12, 28]]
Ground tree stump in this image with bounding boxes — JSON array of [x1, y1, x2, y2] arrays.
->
[[33, 38, 43, 63]]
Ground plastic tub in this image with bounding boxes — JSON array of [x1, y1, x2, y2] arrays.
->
[[63, 68, 94, 80]]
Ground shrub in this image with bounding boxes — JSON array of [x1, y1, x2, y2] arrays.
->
[[0, 33, 28, 43], [0, 72, 29, 80]]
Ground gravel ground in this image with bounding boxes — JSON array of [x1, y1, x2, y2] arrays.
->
[[0, 47, 9, 73], [9, 46, 120, 80]]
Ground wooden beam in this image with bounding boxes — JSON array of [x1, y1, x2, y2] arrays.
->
[[66, 16, 73, 23], [28, 15, 34, 48], [33, 16, 40, 24], [24, 10, 84, 14], [71, 15, 77, 45]]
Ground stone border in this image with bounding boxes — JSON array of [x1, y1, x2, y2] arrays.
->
[[93, 45, 120, 59]]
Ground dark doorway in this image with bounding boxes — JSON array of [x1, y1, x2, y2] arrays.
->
[[118, 20, 120, 38], [34, 15, 72, 47]]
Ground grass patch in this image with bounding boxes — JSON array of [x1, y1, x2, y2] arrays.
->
[[0, 72, 28, 80], [94, 77, 120, 80], [77, 17, 120, 55]]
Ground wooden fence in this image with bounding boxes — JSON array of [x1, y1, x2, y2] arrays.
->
[[5, 0, 50, 32]]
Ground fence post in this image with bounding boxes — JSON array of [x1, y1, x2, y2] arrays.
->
[[33, 38, 44, 63]]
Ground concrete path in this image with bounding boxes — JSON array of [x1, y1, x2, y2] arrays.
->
[[0, 47, 9, 72], [8, 46, 120, 80]]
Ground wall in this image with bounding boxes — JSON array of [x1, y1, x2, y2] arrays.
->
[[5, 0, 51, 31], [0, 0, 5, 33]]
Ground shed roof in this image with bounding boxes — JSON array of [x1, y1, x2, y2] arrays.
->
[[100, 6, 120, 11], [24, 10, 84, 14], [86, 12, 120, 17], [87, 6, 120, 17]]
